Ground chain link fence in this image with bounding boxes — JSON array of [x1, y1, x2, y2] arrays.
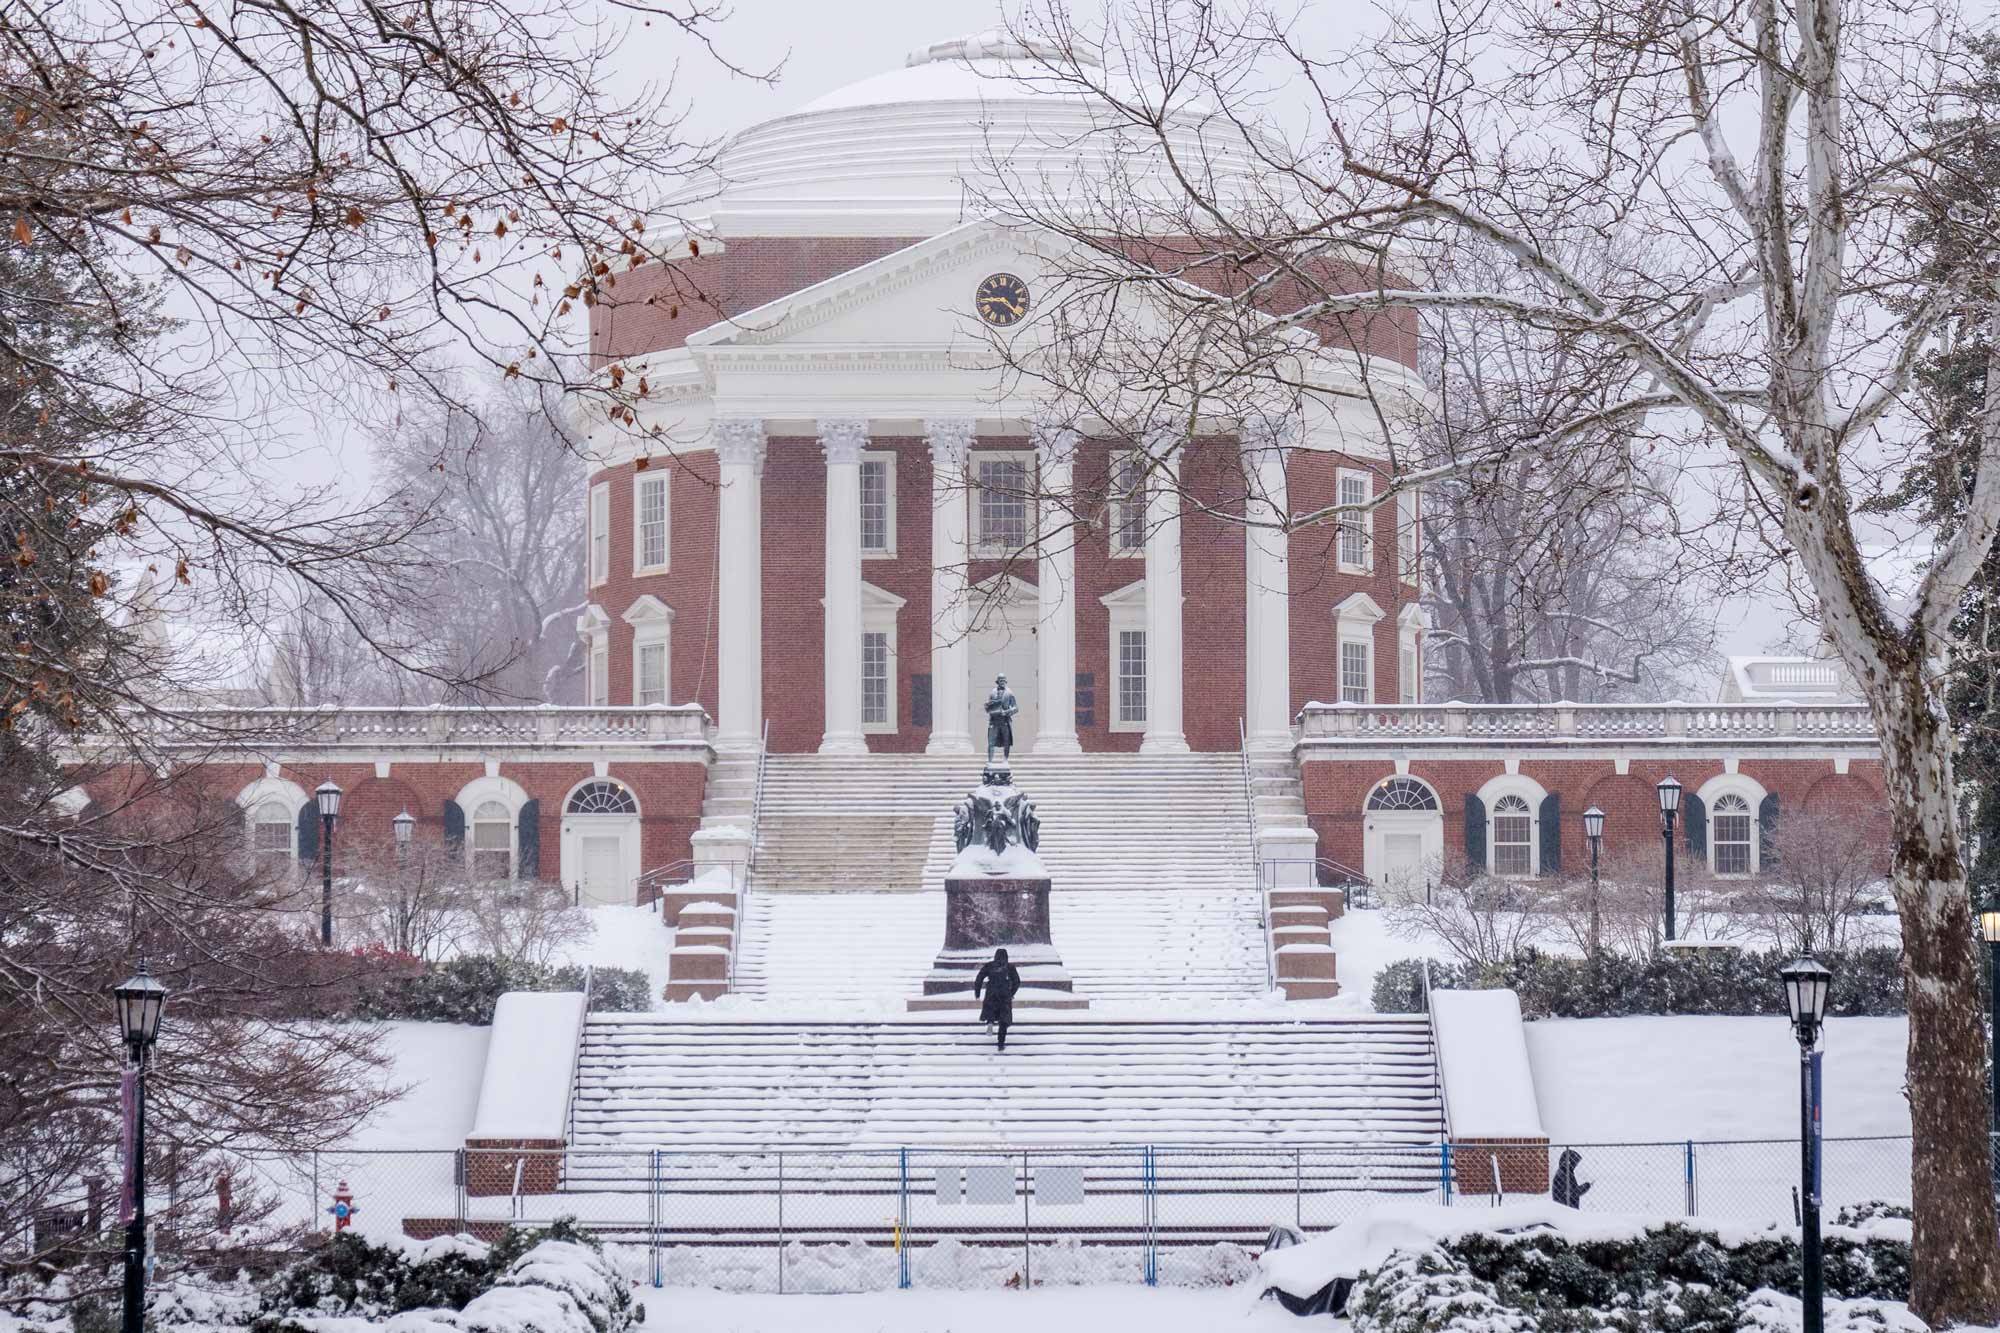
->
[[2, 1137, 1923, 1293]]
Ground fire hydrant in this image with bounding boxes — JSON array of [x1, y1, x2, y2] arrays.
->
[[327, 1180, 359, 1231]]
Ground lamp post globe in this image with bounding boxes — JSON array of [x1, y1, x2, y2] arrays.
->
[[315, 780, 343, 946], [1780, 954, 1832, 1333], [1657, 776, 1682, 942], [111, 965, 168, 1333]]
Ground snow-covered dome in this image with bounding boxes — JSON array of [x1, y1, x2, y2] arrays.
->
[[696, 30, 1258, 235]]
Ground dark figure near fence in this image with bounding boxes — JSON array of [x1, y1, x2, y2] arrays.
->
[[1552, 1148, 1591, 1208], [974, 948, 1021, 1051]]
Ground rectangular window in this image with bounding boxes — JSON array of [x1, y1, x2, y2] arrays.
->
[[1492, 821, 1533, 876], [1117, 629, 1148, 725], [634, 474, 669, 573], [636, 642, 668, 706], [860, 454, 896, 556], [975, 454, 1031, 553], [1400, 644, 1417, 704], [472, 821, 511, 881], [1109, 453, 1146, 555], [1713, 797, 1754, 875], [1338, 471, 1372, 572], [589, 641, 608, 706], [1397, 488, 1419, 583], [1341, 639, 1371, 704], [862, 631, 890, 727], [589, 482, 610, 586]]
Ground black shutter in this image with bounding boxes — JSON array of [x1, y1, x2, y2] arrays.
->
[[1683, 793, 1707, 854], [1464, 794, 1487, 871], [518, 799, 541, 881], [296, 802, 319, 863], [1075, 672, 1095, 729], [911, 674, 932, 729], [1539, 793, 1562, 875], [443, 799, 466, 856], [1760, 793, 1781, 871]]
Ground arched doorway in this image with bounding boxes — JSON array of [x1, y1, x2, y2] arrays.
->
[[1363, 776, 1444, 898], [559, 778, 641, 907], [967, 574, 1039, 755]]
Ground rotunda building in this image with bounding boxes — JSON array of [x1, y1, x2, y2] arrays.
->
[[579, 33, 1427, 758]]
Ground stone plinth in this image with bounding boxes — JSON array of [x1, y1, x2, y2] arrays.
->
[[912, 877, 1085, 1009]]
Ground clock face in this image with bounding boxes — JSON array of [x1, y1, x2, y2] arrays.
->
[[975, 272, 1031, 327]]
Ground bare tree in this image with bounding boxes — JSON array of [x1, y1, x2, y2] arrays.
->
[[1383, 859, 1554, 967], [339, 843, 477, 960], [1749, 811, 1895, 955], [988, 2, 2000, 1314]]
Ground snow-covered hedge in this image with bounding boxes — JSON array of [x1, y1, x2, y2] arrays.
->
[[1373, 948, 1907, 1019], [352, 958, 650, 1024]]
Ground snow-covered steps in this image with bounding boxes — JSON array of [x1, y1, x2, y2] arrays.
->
[[747, 753, 1254, 894], [565, 1013, 1446, 1158], [730, 887, 1269, 1003]]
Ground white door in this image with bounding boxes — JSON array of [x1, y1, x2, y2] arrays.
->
[[580, 835, 624, 907], [969, 595, 1038, 757], [1383, 832, 1426, 898]]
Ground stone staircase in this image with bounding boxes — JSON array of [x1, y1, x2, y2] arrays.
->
[[566, 1013, 1446, 1153], [747, 753, 1253, 893]]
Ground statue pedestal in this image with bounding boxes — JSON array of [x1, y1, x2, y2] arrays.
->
[[907, 876, 1089, 1012]]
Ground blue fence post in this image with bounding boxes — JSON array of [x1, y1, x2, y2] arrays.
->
[[649, 1150, 661, 1288], [1684, 1141, 1696, 1216], [898, 1148, 911, 1291], [1143, 1147, 1157, 1287], [1439, 1143, 1454, 1206]]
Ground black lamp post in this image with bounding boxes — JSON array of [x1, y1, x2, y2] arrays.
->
[[1657, 776, 1683, 943], [1982, 911, 2000, 1138], [113, 965, 168, 1333], [1582, 806, 1606, 957], [315, 780, 343, 946], [393, 809, 415, 861], [1781, 954, 1832, 1333]]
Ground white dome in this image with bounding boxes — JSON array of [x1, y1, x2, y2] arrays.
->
[[696, 31, 1257, 236]]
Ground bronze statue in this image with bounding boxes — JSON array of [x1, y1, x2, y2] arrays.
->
[[984, 674, 1019, 765]]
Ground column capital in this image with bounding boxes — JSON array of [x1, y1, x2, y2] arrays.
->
[[1240, 412, 1301, 455], [712, 416, 767, 469], [817, 417, 871, 466], [924, 418, 977, 470], [1029, 421, 1081, 464]]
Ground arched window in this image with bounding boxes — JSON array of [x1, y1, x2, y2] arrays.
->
[[566, 780, 638, 816], [1712, 793, 1754, 875], [1491, 795, 1534, 878], [251, 799, 294, 859], [471, 800, 513, 880], [1367, 777, 1440, 812]]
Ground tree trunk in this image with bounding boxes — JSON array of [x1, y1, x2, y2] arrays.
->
[[1874, 663, 2000, 1325]]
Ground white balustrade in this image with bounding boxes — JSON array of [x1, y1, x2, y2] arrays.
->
[[1296, 701, 1876, 745], [119, 705, 713, 751]]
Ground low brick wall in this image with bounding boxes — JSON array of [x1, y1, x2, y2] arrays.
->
[[463, 1139, 563, 1198], [1453, 1137, 1551, 1196]]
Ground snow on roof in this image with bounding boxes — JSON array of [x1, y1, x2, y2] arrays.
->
[[1717, 655, 1861, 704], [1430, 989, 1545, 1140]]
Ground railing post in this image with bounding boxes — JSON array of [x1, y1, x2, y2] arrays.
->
[[1439, 1142, 1453, 1206], [777, 1151, 786, 1295], [898, 1148, 910, 1291], [1144, 1147, 1157, 1287], [1685, 1141, 1696, 1216], [649, 1150, 661, 1288]]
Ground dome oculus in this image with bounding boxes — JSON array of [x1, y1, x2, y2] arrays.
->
[[975, 273, 1030, 327]]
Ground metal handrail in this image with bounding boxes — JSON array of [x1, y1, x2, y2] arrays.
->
[[1241, 718, 1277, 994], [1422, 960, 1456, 1145], [563, 965, 596, 1148], [747, 718, 771, 874]]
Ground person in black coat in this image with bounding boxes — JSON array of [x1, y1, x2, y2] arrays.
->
[[1552, 1148, 1591, 1208], [974, 948, 1021, 1051]]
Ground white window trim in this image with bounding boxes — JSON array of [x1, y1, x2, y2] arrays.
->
[[1475, 773, 1549, 880], [1107, 451, 1147, 559], [623, 595, 675, 708], [578, 605, 611, 706], [1102, 580, 1149, 732], [631, 469, 671, 576], [859, 581, 905, 734], [1397, 487, 1420, 586], [236, 776, 308, 859], [1333, 592, 1385, 706], [860, 449, 898, 560], [1695, 773, 1769, 877], [588, 481, 611, 588], [971, 449, 1037, 557], [455, 775, 531, 881], [1336, 467, 1375, 575]]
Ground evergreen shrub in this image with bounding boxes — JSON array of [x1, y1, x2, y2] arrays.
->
[[353, 957, 651, 1023]]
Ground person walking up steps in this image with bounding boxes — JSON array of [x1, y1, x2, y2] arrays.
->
[[974, 947, 1021, 1051]]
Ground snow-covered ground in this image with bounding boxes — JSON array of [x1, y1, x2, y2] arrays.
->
[[635, 1285, 1296, 1332], [557, 905, 674, 1003]]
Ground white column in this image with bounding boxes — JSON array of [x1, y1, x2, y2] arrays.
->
[[1141, 429, 1189, 753], [1032, 423, 1082, 753], [818, 417, 870, 755], [925, 419, 977, 754], [712, 418, 766, 752], [1243, 415, 1296, 753]]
